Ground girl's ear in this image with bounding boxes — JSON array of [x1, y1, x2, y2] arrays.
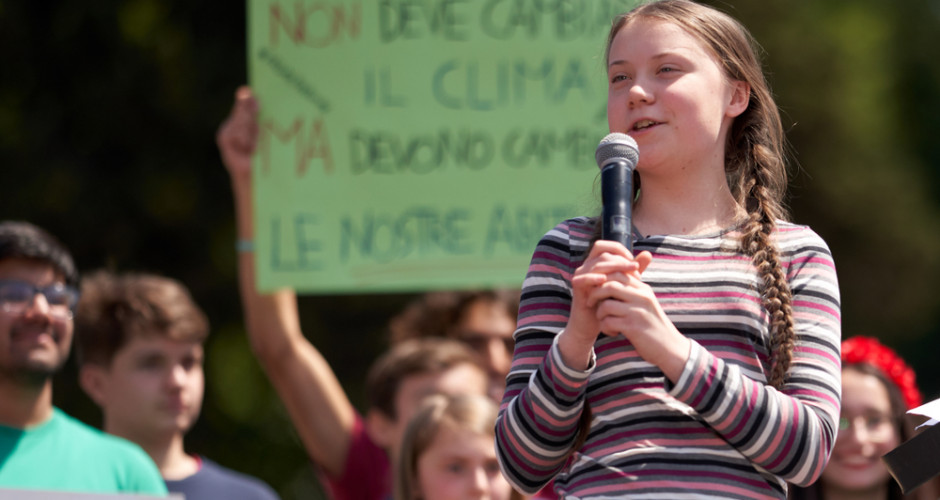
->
[[726, 80, 750, 118], [79, 364, 109, 406], [365, 408, 396, 450]]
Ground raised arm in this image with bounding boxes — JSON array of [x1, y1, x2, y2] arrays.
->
[[217, 87, 355, 477]]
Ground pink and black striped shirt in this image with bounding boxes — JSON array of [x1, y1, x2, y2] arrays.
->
[[496, 217, 841, 499]]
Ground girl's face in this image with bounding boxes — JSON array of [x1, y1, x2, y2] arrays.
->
[[415, 424, 512, 500], [606, 18, 748, 177], [823, 368, 900, 494]]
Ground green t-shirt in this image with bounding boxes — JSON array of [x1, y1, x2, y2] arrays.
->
[[0, 407, 167, 495]]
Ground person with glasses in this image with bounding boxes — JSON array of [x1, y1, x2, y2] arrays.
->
[[790, 336, 936, 500], [0, 221, 167, 496], [388, 289, 519, 403]]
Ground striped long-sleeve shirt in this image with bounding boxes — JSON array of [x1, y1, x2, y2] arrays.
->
[[496, 217, 841, 500]]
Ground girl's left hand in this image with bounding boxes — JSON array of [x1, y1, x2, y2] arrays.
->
[[587, 253, 691, 382]]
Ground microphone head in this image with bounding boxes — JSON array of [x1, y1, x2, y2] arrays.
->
[[595, 133, 639, 170]]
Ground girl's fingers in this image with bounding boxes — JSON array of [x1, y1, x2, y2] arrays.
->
[[635, 251, 653, 273], [572, 273, 607, 288], [589, 240, 635, 260], [584, 276, 632, 308], [581, 242, 651, 278]]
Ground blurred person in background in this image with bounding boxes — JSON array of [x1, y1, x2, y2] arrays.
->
[[790, 336, 937, 500], [389, 289, 518, 401], [217, 88, 496, 500], [0, 221, 166, 496], [395, 393, 522, 500], [75, 270, 280, 500]]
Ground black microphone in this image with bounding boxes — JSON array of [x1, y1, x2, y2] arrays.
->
[[595, 133, 639, 252]]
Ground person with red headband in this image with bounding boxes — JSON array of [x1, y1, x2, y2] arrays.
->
[[790, 336, 935, 500]]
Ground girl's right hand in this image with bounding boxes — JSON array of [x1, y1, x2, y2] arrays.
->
[[558, 240, 650, 369]]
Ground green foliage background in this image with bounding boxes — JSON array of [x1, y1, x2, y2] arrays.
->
[[1, 1, 939, 498]]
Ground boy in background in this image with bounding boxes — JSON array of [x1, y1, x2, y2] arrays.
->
[[75, 270, 279, 500]]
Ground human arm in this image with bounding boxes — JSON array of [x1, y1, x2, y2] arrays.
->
[[584, 227, 841, 485], [494, 218, 597, 493], [217, 87, 356, 477], [658, 229, 841, 485]]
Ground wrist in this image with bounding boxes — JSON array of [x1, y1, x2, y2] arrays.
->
[[659, 334, 692, 383], [557, 329, 595, 371], [236, 239, 255, 253], [231, 176, 252, 197]]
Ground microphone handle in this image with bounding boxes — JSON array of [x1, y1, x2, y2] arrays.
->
[[601, 161, 633, 253]]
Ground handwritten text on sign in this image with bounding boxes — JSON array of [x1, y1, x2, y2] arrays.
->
[[249, 0, 638, 292]]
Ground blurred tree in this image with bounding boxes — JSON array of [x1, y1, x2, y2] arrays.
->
[[1, 1, 939, 498], [721, 0, 940, 397]]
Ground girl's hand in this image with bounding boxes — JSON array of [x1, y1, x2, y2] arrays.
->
[[558, 241, 650, 369], [588, 258, 690, 382]]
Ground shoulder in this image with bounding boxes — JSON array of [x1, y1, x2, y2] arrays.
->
[[773, 221, 834, 257], [534, 216, 594, 256], [169, 457, 280, 500], [523, 216, 595, 276], [52, 410, 148, 458], [546, 216, 595, 241], [45, 409, 167, 494]]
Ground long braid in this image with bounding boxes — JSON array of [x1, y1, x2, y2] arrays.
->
[[661, 0, 799, 390], [739, 169, 795, 389], [730, 67, 795, 389]]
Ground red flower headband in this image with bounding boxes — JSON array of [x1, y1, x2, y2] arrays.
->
[[841, 336, 923, 410]]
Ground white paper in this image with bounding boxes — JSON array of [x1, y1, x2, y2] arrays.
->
[[908, 397, 940, 430]]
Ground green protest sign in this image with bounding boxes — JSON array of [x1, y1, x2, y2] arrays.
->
[[248, 0, 638, 293]]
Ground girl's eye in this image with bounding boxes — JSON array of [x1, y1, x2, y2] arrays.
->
[[181, 355, 202, 371], [445, 462, 465, 474], [137, 357, 164, 370], [610, 74, 629, 84], [484, 460, 501, 474]]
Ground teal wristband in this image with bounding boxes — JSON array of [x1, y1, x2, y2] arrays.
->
[[235, 239, 255, 253]]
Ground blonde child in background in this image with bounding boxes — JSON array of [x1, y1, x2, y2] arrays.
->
[[396, 394, 522, 500]]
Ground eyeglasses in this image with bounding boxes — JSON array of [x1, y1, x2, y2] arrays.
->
[[838, 413, 896, 442], [0, 280, 78, 320], [453, 330, 516, 353]]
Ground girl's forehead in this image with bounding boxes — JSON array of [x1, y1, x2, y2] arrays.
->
[[610, 18, 708, 60], [428, 422, 492, 448], [841, 369, 892, 409]]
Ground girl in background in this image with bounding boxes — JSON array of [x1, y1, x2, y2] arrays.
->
[[791, 336, 934, 500], [495, 1, 841, 498], [396, 394, 520, 500]]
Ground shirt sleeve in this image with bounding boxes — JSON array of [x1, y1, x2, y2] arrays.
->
[[318, 412, 391, 500], [121, 442, 170, 495], [666, 230, 842, 486], [495, 220, 592, 494]]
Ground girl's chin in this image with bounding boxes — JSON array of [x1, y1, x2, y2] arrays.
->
[[825, 463, 889, 489], [831, 460, 880, 473]]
